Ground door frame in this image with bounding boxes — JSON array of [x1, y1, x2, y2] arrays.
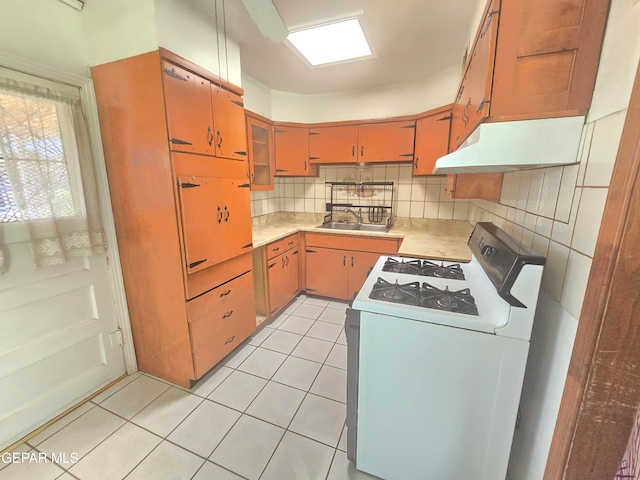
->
[[544, 59, 640, 478], [0, 50, 137, 373]]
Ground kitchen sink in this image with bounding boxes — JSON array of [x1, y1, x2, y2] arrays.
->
[[317, 222, 389, 233]]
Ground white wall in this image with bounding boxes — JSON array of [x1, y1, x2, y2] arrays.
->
[[155, 0, 242, 86], [0, 0, 87, 76], [82, 0, 158, 68], [484, 2, 640, 478], [270, 65, 461, 123], [242, 73, 273, 118]]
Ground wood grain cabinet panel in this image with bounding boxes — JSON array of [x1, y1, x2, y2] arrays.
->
[[413, 111, 452, 175], [445, 173, 503, 201], [305, 247, 349, 300], [491, 0, 610, 118], [162, 61, 214, 155], [309, 125, 359, 164], [274, 126, 318, 176], [358, 121, 416, 163], [211, 85, 248, 161]]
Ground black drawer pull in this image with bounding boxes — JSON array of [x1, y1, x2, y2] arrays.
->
[[272, 247, 280, 252], [223, 310, 234, 319], [268, 262, 277, 269], [188, 259, 207, 269], [224, 335, 235, 345], [220, 289, 231, 297]]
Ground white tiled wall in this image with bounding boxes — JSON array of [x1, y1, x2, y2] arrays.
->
[[250, 164, 469, 220], [479, 109, 626, 480]]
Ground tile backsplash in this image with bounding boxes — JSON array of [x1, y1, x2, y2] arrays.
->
[[250, 164, 470, 221]]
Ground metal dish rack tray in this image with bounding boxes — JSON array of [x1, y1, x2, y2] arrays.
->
[[324, 182, 395, 228]]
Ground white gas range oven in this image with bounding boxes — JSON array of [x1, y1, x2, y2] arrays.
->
[[345, 222, 545, 480]]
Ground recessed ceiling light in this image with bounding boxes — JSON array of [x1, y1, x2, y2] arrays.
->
[[287, 18, 372, 66]]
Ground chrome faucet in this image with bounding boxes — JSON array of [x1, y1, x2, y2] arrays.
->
[[344, 207, 363, 224]]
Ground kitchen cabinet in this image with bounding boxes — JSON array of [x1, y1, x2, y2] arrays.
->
[[491, 0, 609, 119], [211, 84, 247, 161], [92, 49, 255, 388], [357, 121, 416, 163], [176, 173, 252, 273], [450, 0, 609, 150], [413, 109, 452, 175], [305, 234, 400, 300], [162, 59, 248, 162], [188, 267, 256, 379], [449, 0, 500, 152], [274, 126, 318, 177], [246, 113, 275, 191], [309, 125, 359, 164], [162, 61, 214, 155], [445, 173, 503, 201], [253, 234, 301, 319], [309, 121, 416, 164]]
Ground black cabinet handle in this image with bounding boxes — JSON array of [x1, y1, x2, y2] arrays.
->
[[285, 256, 289, 266], [292, 250, 299, 256], [282, 257, 286, 268], [217, 206, 223, 223], [268, 262, 277, 269], [351, 256, 354, 267], [223, 310, 234, 319], [415, 157, 419, 169], [220, 289, 231, 297], [225, 335, 235, 345], [304, 161, 307, 171], [234, 151, 247, 156], [272, 247, 280, 252], [207, 127, 214, 146], [352, 146, 355, 157], [287, 240, 294, 245], [188, 259, 207, 269], [251, 173, 255, 184], [343, 255, 346, 266], [170, 137, 192, 146], [224, 206, 229, 222], [360, 146, 364, 157], [217, 130, 223, 148]]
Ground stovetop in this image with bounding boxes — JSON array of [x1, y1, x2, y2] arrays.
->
[[369, 278, 479, 316], [382, 258, 465, 280]]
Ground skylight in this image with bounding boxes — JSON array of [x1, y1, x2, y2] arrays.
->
[[287, 18, 372, 67]]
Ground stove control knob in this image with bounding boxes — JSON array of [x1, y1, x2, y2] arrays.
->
[[481, 245, 496, 259]]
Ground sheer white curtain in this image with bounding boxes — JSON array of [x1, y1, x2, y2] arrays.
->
[[0, 75, 105, 273]]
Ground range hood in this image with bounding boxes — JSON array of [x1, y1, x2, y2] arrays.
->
[[433, 116, 585, 174]]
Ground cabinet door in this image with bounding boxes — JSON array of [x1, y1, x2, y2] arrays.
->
[[211, 85, 248, 161], [176, 176, 221, 273], [247, 116, 275, 191], [413, 111, 452, 175], [274, 126, 312, 176], [305, 247, 349, 300], [347, 251, 382, 301], [445, 173, 503, 201], [449, 0, 500, 151], [358, 121, 416, 163], [284, 249, 300, 303], [219, 178, 253, 262], [309, 125, 359, 164], [162, 61, 214, 155]]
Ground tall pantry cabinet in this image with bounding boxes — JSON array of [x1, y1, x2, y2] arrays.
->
[[92, 49, 256, 387]]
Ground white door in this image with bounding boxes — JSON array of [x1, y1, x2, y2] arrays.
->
[[0, 67, 128, 450]]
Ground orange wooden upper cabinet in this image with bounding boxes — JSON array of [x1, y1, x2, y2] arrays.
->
[[444, 173, 503, 201], [274, 126, 318, 176], [357, 121, 416, 163], [162, 61, 215, 155], [413, 110, 452, 175], [246, 115, 275, 190], [449, 0, 500, 152], [491, 0, 609, 119], [162, 59, 247, 161], [211, 85, 248, 161], [309, 125, 359, 164]]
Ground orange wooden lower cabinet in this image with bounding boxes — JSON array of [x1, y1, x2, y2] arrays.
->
[[305, 234, 399, 300], [190, 287, 256, 378], [266, 246, 300, 317]]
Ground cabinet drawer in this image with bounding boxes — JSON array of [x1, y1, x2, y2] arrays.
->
[[191, 289, 256, 378], [187, 270, 253, 323], [186, 252, 252, 300], [305, 233, 399, 254], [266, 239, 284, 260], [281, 234, 298, 252]]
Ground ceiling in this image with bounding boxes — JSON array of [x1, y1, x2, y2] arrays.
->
[[217, 0, 478, 95]]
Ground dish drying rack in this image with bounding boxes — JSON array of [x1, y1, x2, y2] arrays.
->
[[323, 182, 395, 228]]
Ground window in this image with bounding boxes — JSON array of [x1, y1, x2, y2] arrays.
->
[[0, 153, 19, 222]]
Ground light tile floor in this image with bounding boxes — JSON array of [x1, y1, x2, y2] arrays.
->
[[0, 295, 379, 480]]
